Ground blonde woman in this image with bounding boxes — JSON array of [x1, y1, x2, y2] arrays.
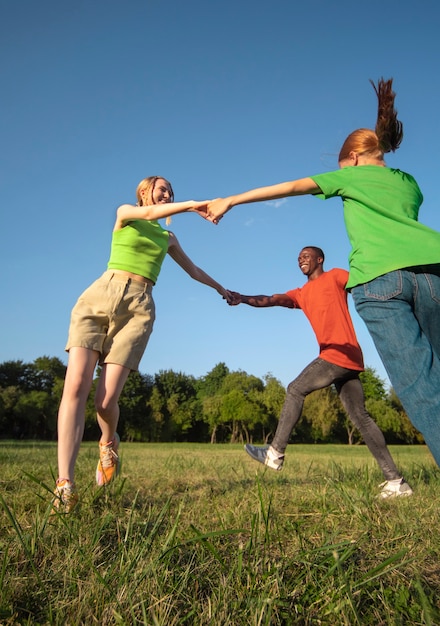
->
[[53, 176, 230, 512]]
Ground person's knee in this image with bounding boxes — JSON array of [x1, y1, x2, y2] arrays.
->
[[62, 373, 92, 402], [286, 380, 307, 401]]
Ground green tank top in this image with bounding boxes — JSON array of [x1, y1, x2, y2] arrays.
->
[[107, 219, 170, 283]]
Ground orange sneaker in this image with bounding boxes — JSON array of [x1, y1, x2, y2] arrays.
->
[[51, 478, 79, 514], [96, 434, 120, 486]]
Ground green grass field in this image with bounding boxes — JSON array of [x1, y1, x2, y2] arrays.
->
[[1, 442, 439, 625]]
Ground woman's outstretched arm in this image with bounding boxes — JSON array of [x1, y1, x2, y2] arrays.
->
[[207, 178, 321, 223]]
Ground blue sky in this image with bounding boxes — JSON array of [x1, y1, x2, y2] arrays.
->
[[2, 0, 440, 389]]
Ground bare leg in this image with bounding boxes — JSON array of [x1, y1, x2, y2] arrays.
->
[[57, 347, 99, 481], [95, 362, 131, 444]]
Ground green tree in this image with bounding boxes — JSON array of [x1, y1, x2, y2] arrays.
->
[[387, 388, 424, 444], [0, 358, 67, 439], [202, 394, 223, 443], [14, 390, 57, 439], [0, 392, 5, 434], [218, 371, 266, 443], [0, 360, 34, 390], [260, 374, 286, 442], [364, 397, 408, 443], [148, 370, 199, 441], [197, 363, 230, 443], [342, 367, 389, 444], [198, 362, 230, 396], [298, 387, 341, 443], [118, 372, 154, 441], [0, 355, 425, 445], [30, 356, 66, 392], [0, 386, 22, 437], [359, 367, 387, 400]]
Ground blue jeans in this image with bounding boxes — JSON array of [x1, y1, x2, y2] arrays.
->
[[271, 358, 402, 480], [351, 266, 440, 467]]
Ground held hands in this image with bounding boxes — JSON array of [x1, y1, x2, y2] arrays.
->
[[220, 289, 241, 305], [221, 289, 234, 304], [188, 200, 226, 223], [206, 198, 232, 224], [188, 201, 211, 220], [225, 290, 242, 306], [189, 198, 231, 224]]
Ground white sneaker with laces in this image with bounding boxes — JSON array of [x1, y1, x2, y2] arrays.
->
[[245, 444, 284, 471], [379, 478, 413, 499]]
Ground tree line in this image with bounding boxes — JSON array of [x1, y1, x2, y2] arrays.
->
[[0, 357, 423, 446]]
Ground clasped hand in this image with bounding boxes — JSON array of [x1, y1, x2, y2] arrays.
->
[[190, 199, 230, 224], [224, 290, 242, 306]]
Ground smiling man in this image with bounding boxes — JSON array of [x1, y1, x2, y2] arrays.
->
[[228, 246, 413, 499]]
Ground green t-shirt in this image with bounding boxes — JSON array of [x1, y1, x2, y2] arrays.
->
[[311, 166, 440, 288], [107, 219, 169, 283]]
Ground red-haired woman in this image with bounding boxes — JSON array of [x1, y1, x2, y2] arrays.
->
[[207, 79, 440, 468]]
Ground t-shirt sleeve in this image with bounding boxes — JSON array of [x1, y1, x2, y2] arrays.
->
[[310, 170, 346, 200], [332, 268, 349, 288], [285, 288, 301, 309]]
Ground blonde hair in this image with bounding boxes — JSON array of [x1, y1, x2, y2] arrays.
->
[[135, 176, 175, 225], [338, 78, 403, 162]]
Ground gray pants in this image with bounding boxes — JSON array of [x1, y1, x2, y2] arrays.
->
[[271, 358, 401, 481]]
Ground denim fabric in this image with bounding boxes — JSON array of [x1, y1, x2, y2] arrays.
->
[[271, 358, 401, 480], [351, 268, 440, 466]]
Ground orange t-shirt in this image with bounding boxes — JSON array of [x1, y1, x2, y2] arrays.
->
[[285, 269, 364, 371]]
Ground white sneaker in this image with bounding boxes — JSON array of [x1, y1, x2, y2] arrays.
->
[[379, 478, 413, 499], [244, 444, 284, 471]]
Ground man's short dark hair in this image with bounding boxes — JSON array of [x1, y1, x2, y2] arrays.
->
[[303, 246, 325, 261]]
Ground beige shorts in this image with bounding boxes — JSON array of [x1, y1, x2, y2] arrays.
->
[[66, 271, 155, 371]]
